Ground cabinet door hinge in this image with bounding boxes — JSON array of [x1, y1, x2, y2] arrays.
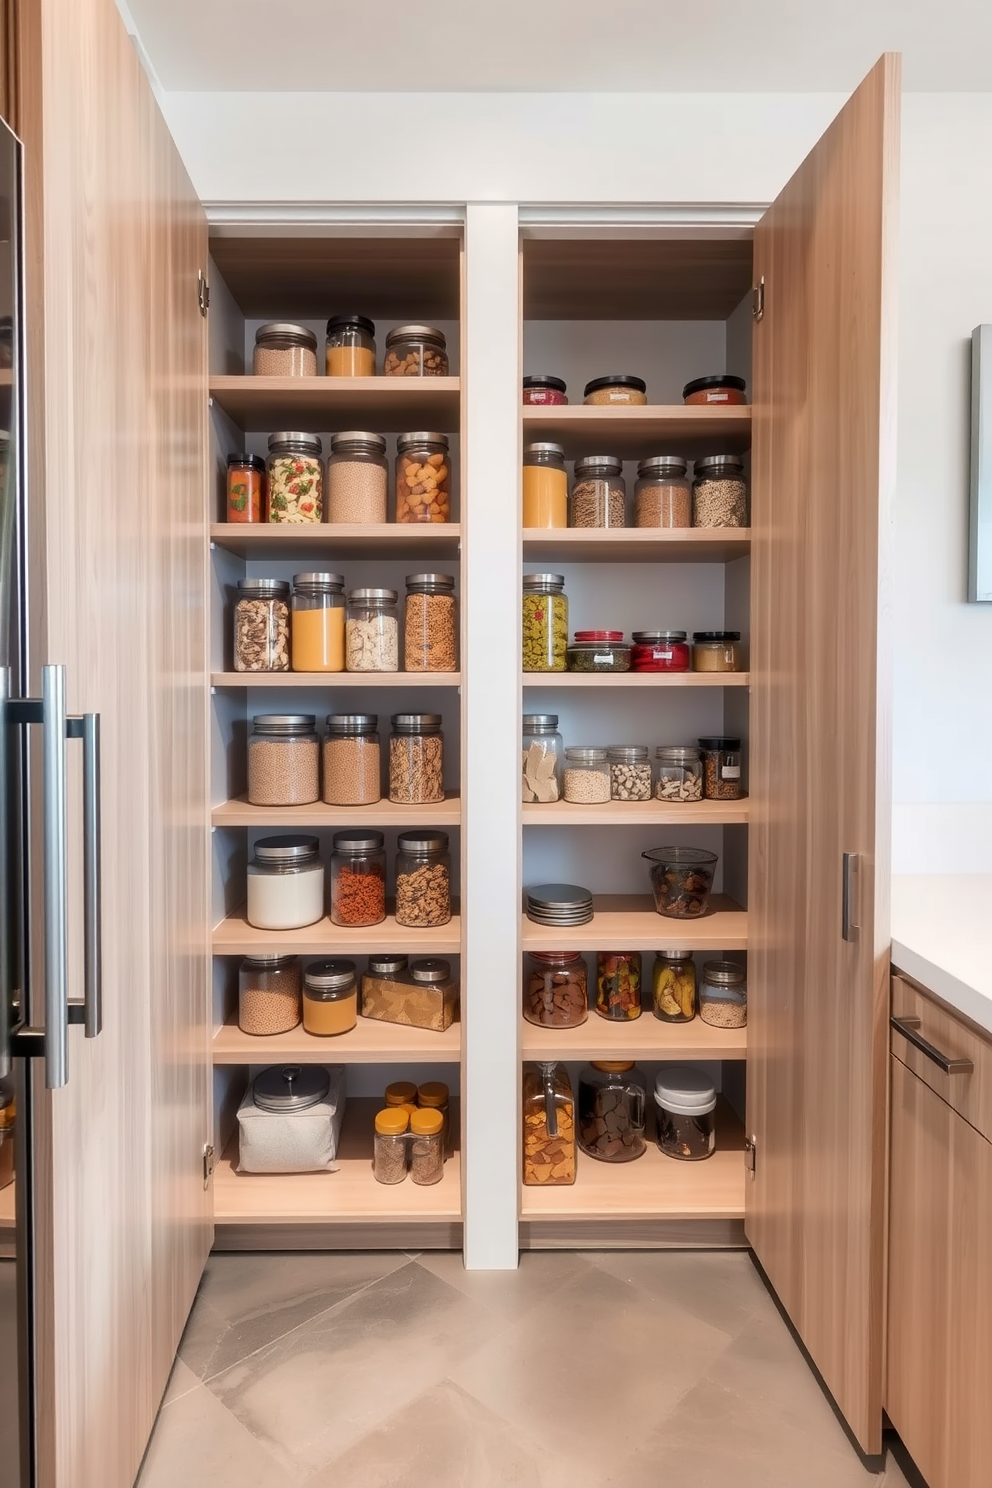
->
[[752, 277, 765, 323], [202, 1142, 215, 1188], [197, 270, 210, 317], [744, 1134, 757, 1178]]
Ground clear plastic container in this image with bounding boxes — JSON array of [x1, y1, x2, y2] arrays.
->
[[523, 443, 568, 528], [322, 714, 381, 806], [524, 951, 588, 1028], [570, 456, 626, 528], [266, 432, 323, 523], [521, 714, 563, 804], [389, 714, 444, 805], [692, 455, 748, 528], [395, 830, 451, 928], [698, 737, 744, 801], [608, 746, 652, 802], [346, 588, 399, 672], [327, 432, 387, 524], [692, 632, 741, 672], [404, 573, 458, 672], [233, 579, 290, 672], [583, 375, 646, 406], [523, 1062, 576, 1186], [654, 746, 703, 804], [303, 959, 359, 1036], [523, 376, 568, 406], [246, 835, 325, 931], [291, 573, 345, 673], [238, 954, 302, 1036], [329, 830, 386, 928], [226, 453, 266, 523], [384, 324, 449, 377], [652, 950, 697, 1022], [595, 953, 642, 1021], [699, 960, 747, 1028], [655, 1066, 717, 1160], [253, 322, 318, 377], [522, 573, 568, 672], [325, 314, 376, 377], [373, 1107, 409, 1184], [567, 631, 631, 673], [247, 714, 320, 806], [563, 747, 610, 805], [396, 432, 451, 524], [642, 846, 718, 919], [578, 1062, 647, 1162], [634, 456, 691, 528], [631, 631, 691, 673]]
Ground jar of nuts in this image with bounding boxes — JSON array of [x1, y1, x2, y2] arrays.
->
[[322, 714, 381, 806], [389, 714, 445, 805], [327, 432, 388, 524], [329, 830, 387, 928], [233, 579, 290, 672], [692, 454, 748, 528], [404, 573, 458, 672], [654, 746, 703, 803], [395, 830, 451, 929], [384, 324, 449, 377], [247, 714, 320, 807], [325, 314, 376, 377], [266, 432, 323, 524], [570, 455, 626, 528], [252, 322, 317, 377], [608, 746, 652, 802], [238, 954, 302, 1036], [395, 432, 451, 524], [524, 951, 588, 1028]]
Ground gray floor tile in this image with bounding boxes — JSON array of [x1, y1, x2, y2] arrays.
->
[[591, 1247, 772, 1338], [160, 1357, 200, 1408], [136, 1381, 295, 1488], [414, 1248, 596, 1320]]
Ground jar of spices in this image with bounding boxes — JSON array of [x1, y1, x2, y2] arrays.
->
[[329, 831, 386, 928], [583, 375, 647, 406], [567, 631, 631, 673], [523, 1062, 576, 1186], [373, 1107, 409, 1185], [325, 314, 376, 377], [247, 714, 320, 807], [595, 953, 642, 1021], [631, 630, 690, 674], [417, 1081, 450, 1146], [692, 455, 748, 528], [578, 1062, 647, 1162], [410, 1108, 445, 1185], [523, 375, 568, 406], [652, 950, 697, 1022], [699, 960, 747, 1028], [327, 432, 388, 524], [253, 322, 318, 378], [634, 456, 691, 528], [522, 714, 563, 804], [246, 835, 325, 931], [303, 959, 359, 1036], [698, 737, 744, 800], [570, 456, 626, 528], [522, 573, 568, 672], [226, 453, 266, 523], [346, 589, 399, 672], [395, 830, 451, 928], [322, 714, 380, 806], [682, 375, 747, 407], [654, 746, 703, 804], [384, 324, 449, 377], [266, 433, 323, 524], [692, 631, 741, 673], [385, 1080, 418, 1109], [291, 573, 346, 673], [238, 954, 302, 1036], [404, 573, 458, 672], [523, 443, 568, 528], [396, 432, 451, 524], [389, 714, 444, 805], [608, 746, 652, 802], [655, 1067, 717, 1160], [563, 747, 610, 805], [233, 579, 290, 673], [524, 951, 588, 1028]]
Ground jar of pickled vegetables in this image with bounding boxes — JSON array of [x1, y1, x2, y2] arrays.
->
[[652, 950, 697, 1023], [595, 953, 642, 1020], [522, 574, 568, 672], [266, 433, 323, 524]]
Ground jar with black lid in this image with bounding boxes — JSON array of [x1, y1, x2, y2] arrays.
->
[[523, 375, 568, 406], [583, 375, 647, 406], [631, 631, 690, 673], [384, 324, 449, 377], [698, 737, 744, 800], [325, 314, 376, 377], [682, 374, 747, 406], [692, 632, 741, 673], [266, 432, 323, 524], [253, 322, 318, 377], [226, 453, 266, 523]]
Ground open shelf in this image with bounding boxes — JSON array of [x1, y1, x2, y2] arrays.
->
[[209, 375, 460, 432], [523, 799, 748, 827], [522, 528, 750, 564], [213, 791, 461, 829], [212, 671, 461, 689], [214, 1015, 460, 1065], [522, 672, 748, 689], [211, 522, 461, 562], [521, 894, 747, 952], [522, 404, 751, 460], [522, 1016, 746, 1062], [214, 907, 462, 957]]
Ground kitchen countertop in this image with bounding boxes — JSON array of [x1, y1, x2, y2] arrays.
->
[[891, 875, 992, 1036]]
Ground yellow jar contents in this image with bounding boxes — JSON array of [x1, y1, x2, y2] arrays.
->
[[325, 344, 375, 377], [523, 465, 567, 528], [292, 605, 345, 671], [303, 987, 357, 1035]]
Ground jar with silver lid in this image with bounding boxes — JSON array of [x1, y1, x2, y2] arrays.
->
[[570, 455, 626, 528], [266, 432, 323, 524], [384, 324, 449, 377], [692, 454, 748, 528], [608, 746, 652, 802], [253, 322, 317, 377], [234, 578, 290, 672], [325, 314, 376, 377], [327, 432, 387, 524], [246, 835, 325, 931], [247, 714, 320, 806], [238, 954, 302, 1036], [330, 831, 386, 929], [303, 960, 359, 1037], [291, 573, 346, 673], [522, 713, 563, 804], [654, 746, 703, 803], [396, 432, 451, 523], [346, 589, 399, 672], [404, 573, 458, 672], [634, 456, 691, 528], [389, 714, 444, 806], [395, 830, 451, 929], [699, 960, 747, 1028], [563, 747, 611, 805], [522, 573, 568, 672], [322, 714, 381, 806]]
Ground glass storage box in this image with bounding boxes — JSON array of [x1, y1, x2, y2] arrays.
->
[[567, 631, 631, 673], [247, 714, 320, 806], [524, 950, 588, 1028], [577, 1062, 647, 1162], [327, 432, 387, 524], [325, 314, 376, 377], [233, 578, 290, 673], [253, 321, 317, 377], [322, 714, 381, 806], [329, 830, 386, 928], [654, 746, 703, 803], [655, 1066, 717, 1160], [396, 432, 451, 524], [523, 375, 568, 406], [682, 374, 747, 406], [631, 631, 690, 673], [523, 1062, 576, 1186], [522, 442, 568, 528], [226, 453, 265, 523], [238, 954, 303, 1036], [692, 631, 741, 672], [522, 573, 568, 672], [634, 456, 691, 528], [404, 573, 458, 672], [698, 736, 744, 800], [410, 1108, 445, 1185], [360, 957, 458, 1033], [395, 830, 451, 928], [389, 713, 444, 805], [595, 952, 642, 1020], [642, 845, 718, 918], [563, 747, 610, 805], [583, 375, 646, 406], [608, 746, 652, 801], [521, 713, 563, 804], [383, 324, 448, 377], [346, 588, 399, 672], [373, 1107, 409, 1185], [246, 835, 325, 931], [570, 456, 626, 528], [266, 432, 323, 524], [291, 573, 345, 673], [692, 455, 748, 527], [699, 960, 747, 1028], [303, 960, 359, 1036], [652, 950, 697, 1022]]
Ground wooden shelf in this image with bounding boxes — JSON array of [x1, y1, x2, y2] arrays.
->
[[523, 799, 748, 827], [521, 671, 749, 689], [214, 1015, 460, 1065], [212, 671, 461, 690], [213, 791, 461, 829], [521, 894, 747, 952], [210, 375, 460, 432], [522, 1016, 746, 1062], [213, 907, 462, 957], [523, 527, 750, 564], [210, 522, 461, 562], [522, 404, 751, 460]]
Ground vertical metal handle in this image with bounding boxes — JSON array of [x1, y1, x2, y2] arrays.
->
[[42, 664, 68, 1088], [81, 712, 102, 1037], [842, 851, 861, 944], [0, 666, 9, 1080]]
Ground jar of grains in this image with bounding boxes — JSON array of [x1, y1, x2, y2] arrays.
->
[[567, 631, 631, 673], [522, 375, 568, 406], [631, 630, 691, 673], [266, 433, 323, 524], [227, 453, 266, 523], [522, 573, 568, 672], [327, 432, 388, 524], [634, 456, 691, 528], [233, 579, 290, 672], [322, 714, 381, 806], [583, 375, 646, 406], [698, 736, 744, 800], [563, 747, 611, 805], [404, 573, 458, 672], [654, 1066, 717, 1161], [247, 714, 320, 807], [373, 1108, 409, 1185], [578, 1062, 647, 1162], [692, 455, 748, 528], [523, 1062, 576, 1186], [325, 314, 376, 377], [395, 432, 451, 524], [523, 443, 568, 528], [595, 952, 642, 1021], [389, 714, 445, 806], [692, 632, 741, 673], [329, 831, 386, 928], [410, 1108, 445, 1185], [395, 830, 451, 929], [246, 835, 325, 931], [303, 959, 359, 1036], [570, 456, 626, 528], [608, 746, 652, 802], [699, 960, 747, 1028], [383, 324, 449, 377], [291, 573, 345, 673], [346, 588, 399, 672], [522, 713, 563, 804], [652, 950, 697, 1022], [682, 374, 747, 407], [238, 954, 302, 1036], [654, 746, 703, 804], [524, 951, 588, 1028], [252, 322, 318, 377]]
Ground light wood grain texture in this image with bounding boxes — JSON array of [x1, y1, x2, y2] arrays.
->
[[214, 907, 462, 958], [522, 527, 751, 564], [521, 672, 749, 689], [891, 974, 992, 1141], [746, 55, 899, 1454], [523, 799, 749, 826], [0, 1176, 13, 1258], [520, 1217, 746, 1249], [210, 521, 461, 562], [521, 403, 751, 460], [522, 236, 753, 320], [211, 670, 461, 690], [212, 791, 461, 829], [210, 374, 460, 432], [520, 894, 746, 952], [213, 1014, 461, 1065], [887, 1055, 992, 1488], [521, 1016, 746, 1062]]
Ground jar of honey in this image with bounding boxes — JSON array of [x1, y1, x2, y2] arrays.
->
[[302, 960, 358, 1037]]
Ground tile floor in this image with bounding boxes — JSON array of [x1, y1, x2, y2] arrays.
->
[[137, 1250, 925, 1488]]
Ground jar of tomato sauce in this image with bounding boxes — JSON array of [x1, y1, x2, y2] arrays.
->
[[630, 630, 690, 673], [226, 454, 266, 523]]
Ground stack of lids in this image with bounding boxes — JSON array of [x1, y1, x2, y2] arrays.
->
[[525, 883, 594, 927]]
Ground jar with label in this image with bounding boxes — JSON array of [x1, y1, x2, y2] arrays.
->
[[654, 746, 703, 803], [246, 836, 325, 931], [523, 375, 568, 406], [523, 443, 568, 528], [570, 456, 626, 528], [373, 1107, 409, 1184], [631, 630, 690, 674], [524, 950, 588, 1028], [692, 632, 741, 673], [522, 573, 568, 672], [396, 432, 451, 524], [698, 737, 744, 800], [346, 589, 399, 672], [417, 1081, 450, 1147], [523, 1062, 576, 1186], [578, 1062, 647, 1162], [699, 960, 747, 1028], [330, 831, 386, 928], [327, 432, 387, 524], [325, 314, 376, 377], [563, 747, 610, 805], [389, 714, 444, 805], [567, 631, 631, 673], [303, 959, 359, 1036], [234, 579, 290, 672], [395, 830, 451, 928], [692, 455, 748, 528], [634, 456, 691, 528], [655, 1067, 717, 1160], [322, 714, 380, 806], [253, 322, 318, 377], [266, 433, 323, 524], [652, 950, 697, 1022], [384, 324, 449, 377], [522, 714, 563, 804], [682, 375, 747, 406], [410, 1108, 445, 1185], [583, 375, 647, 406], [595, 953, 642, 1020], [247, 714, 320, 806], [608, 746, 652, 802], [227, 453, 265, 523], [291, 573, 345, 672], [238, 954, 302, 1036], [404, 573, 458, 672]]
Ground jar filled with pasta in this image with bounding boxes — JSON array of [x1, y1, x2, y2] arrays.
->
[[266, 432, 323, 524], [522, 573, 568, 672]]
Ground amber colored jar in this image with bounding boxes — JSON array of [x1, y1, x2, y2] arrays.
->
[[692, 631, 741, 672], [325, 315, 376, 377], [385, 1081, 418, 1108], [682, 375, 747, 406], [227, 454, 266, 523], [302, 960, 358, 1036]]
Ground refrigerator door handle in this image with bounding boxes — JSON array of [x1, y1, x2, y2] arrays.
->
[[67, 711, 102, 1037], [41, 663, 69, 1088]]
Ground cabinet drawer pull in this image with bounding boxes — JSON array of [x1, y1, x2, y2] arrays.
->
[[890, 1015, 975, 1076]]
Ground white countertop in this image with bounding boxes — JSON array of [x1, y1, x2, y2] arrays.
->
[[891, 875, 992, 1035]]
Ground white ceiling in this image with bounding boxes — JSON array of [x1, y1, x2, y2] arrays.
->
[[124, 0, 992, 93]]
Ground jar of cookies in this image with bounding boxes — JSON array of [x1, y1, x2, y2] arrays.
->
[[522, 1062, 576, 1186], [524, 951, 588, 1028], [577, 1062, 647, 1163]]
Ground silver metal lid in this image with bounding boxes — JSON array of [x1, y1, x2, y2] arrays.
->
[[405, 573, 455, 593], [253, 1063, 330, 1112], [397, 829, 449, 853], [522, 714, 559, 731], [237, 578, 290, 597], [254, 834, 320, 864], [331, 830, 384, 853], [655, 746, 701, 763], [325, 713, 378, 732], [331, 431, 387, 454], [268, 431, 322, 454], [386, 324, 446, 345], [655, 949, 693, 961], [694, 454, 745, 477], [292, 572, 345, 592], [255, 322, 318, 350], [524, 442, 566, 457], [348, 588, 397, 604], [391, 713, 442, 733], [410, 958, 451, 984], [574, 455, 623, 476], [564, 746, 608, 762], [607, 746, 648, 762], [304, 959, 358, 994], [241, 954, 299, 968], [367, 954, 408, 975], [396, 431, 449, 452], [632, 630, 687, 643], [702, 960, 747, 985], [637, 455, 688, 478], [526, 883, 594, 910], [523, 573, 565, 591], [251, 714, 316, 736]]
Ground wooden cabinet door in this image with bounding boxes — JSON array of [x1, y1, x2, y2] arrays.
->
[[746, 53, 900, 1454]]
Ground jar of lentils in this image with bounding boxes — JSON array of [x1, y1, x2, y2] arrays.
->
[[608, 746, 652, 802], [252, 322, 317, 377], [238, 954, 302, 1036], [522, 573, 568, 672], [346, 589, 399, 672], [524, 951, 588, 1028], [396, 432, 451, 524], [389, 714, 445, 806], [266, 433, 323, 523], [322, 714, 381, 806], [327, 432, 387, 524], [692, 632, 741, 673], [233, 578, 290, 672], [330, 830, 387, 928], [404, 573, 458, 672], [384, 324, 449, 377], [692, 455, 748, 528], [654, 746, 703, 804], [563, 747, 611, 804], [634, 456, 691, 528], [570, 456, 626, 528], [325, 314, 376, 377], [247, 714, 320, 806]]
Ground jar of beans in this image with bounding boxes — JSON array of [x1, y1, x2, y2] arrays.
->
[[522, 573, 568, 672], [247, 714, 320, 807], [698, 737, 744, 800], [327, 432, 387, 524], [384, 324, 449, 377], [238, 954, 302, 1036], [395, 830, 451, 929], [522, 375, 567, 406], [266, 433, 323, 524], [563, 747, 610, 805], [583, 375, 646, 406], [322, 714, 381, 806], [291, 573, 346, 673], [570, 456, 626, 528], [692, 455, 748, 528], [346, 589, 399, 672], [524, 951, 588, 1028], [395, 432, 451, 524], [692, 632, 741, 672], [404, 573, 458, 672], [631, 630, 690, 673], [233, 579, 290, 672], [654, 746, 703, 804], [227, 453, 265, 523], [595, 953, 642, 1020], [389, 714, 445, 806], [699, 960, 747, 1028], [329, 830, 386, 928], [325, 314, 376, 377], [634, 456, 691, 528], [253, 322, 317, 377], [608, 746, 652, 801]]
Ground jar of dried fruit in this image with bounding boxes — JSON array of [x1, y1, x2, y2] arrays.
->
[[238, 954, 302, 1036], [570, 456, 626, 528], [692, 455, 748, 527], [325, 314, 376, 377], [521, 714, 563, 804], [651, 950, 697, 1023], [226, 453, 266, 523], [384, 324, 449, 377], [404, 573, 458, 672], [522, 573, 568, 672], [395, 432, 451, 524], [247, 714, 320, 806], [577, 1062, 647, 1162], [524, 951, 588, 1028], [389, 714, 445, 806], [266, 433, 323, 524], [523, 1062, 576, 1186], [329, 830, 386, 928], [233, 579, 290, 672], [595, 952, 642, 1020], [322, 714, 381, 806], [253, 322, 318, 377], [327, 432, 387, 524]]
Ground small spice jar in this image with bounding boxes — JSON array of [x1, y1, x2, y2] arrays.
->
[[522, 714, 563, 804], [266, 433, 323, 523], [226, 453, 266, 523], [654, 746, 704, 804], [325, 314, 376, 377], [583, 375, 647, 406], [253, 322, 318, 377], [608, 746, 652, 802], [373, 1107, 409, 1185], [395, 830, 451, 928], [396, 432, 451, 524], [246, 835, 325, 931], [634, 456, 691, 528], [652, 950, 697, 1022], [631, 630, 690, 674], [291, 573, 346, 673], [578, 1062, 647, 1162], [346, 589, 399, 672], [570, 456, 626, 528], [698, 737, 744, 800], [303, 959, 359, 1036], [692, 455, 748, 528], [595, 953, 642, 1020], [233, 579, 290, 673], [523, 375, 568, 406], [567, 631, 631, 673], [417, 1081, 450, 1147], [410, 1108, 445, 1185], [699, 960, 747, 1028], [322, 714, 381, 806], [389, 714, 444, 806], [327, 432, 388, 524], [522, 443, 567, 529], [404, 573, 458, 672], [522, 573, 568, 673], [384, 324, 449, 377], [238, 954, 302, 1036], [524, 951, 588, 1028], [692, 631, 741, 673], [247, 714, 320, 807], [523, 1062, 576, 1186], [329, 831, 386, 928], [563, 747, 610, 805], [654, 1067, 717, 1160], [385, 1080, 418, 1109], [682, 374, 747, 406]]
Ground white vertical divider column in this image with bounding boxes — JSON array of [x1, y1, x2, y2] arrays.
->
[[462, 203, 522, 1269]]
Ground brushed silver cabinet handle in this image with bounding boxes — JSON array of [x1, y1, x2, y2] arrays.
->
[[68, 712, 102, 1036], [842, 852, 861, 943], [890, 1015, 975, 1076], [42, 664, 68, 1089]]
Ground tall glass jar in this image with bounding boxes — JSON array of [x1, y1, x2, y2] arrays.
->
[[238, 954, 302, 1036], [266, 432, 323, 523], [291, 573, 345, 672], [523, 1062, 576, 1186], [698, 736, 744, 800], [410, 1108, 445, 1185], [303, 959, 359, 1036], [692, 455, 748, 528], [346, 588, 399, 672], [523, 443, 567, 528], [246, 835, 325, 931], [563, 747, 610, 805], [226, 453, 265, 523], [322, 714, 381, 806], [327, 432, 387, 524], [396, 432, 451, 524], [373, 1107, 409, 1184], [384, 324, 449, 377], [608, 746, 652, 802], [524, 951, 588, 1027], [329, 830, 386, 928], [634, 456, 691, 528], [389, 714, 444, 805], [325, 314, 376, 377], [577, 1062, 647, 1162], [233, 578, 290, 672], [570, 456, 626, 528], [247, 714, 320, 806], [522, 713, 563, 804], [522, 573, 568, 672], [395, 830, 451, 928], [699, 960, 747, 1028], [595, 953, 642, 1020], [652, 950, 697, 1022], [404, 573, 458, 672], [654, 746, 703, 804], [253, 322, 317, 377]]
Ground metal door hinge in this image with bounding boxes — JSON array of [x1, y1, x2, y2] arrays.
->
[[197, 270, 210, 317], [202, 1142, 215, 1188], [752, 277, 765, 322], [744, 1135, 757, 1178]]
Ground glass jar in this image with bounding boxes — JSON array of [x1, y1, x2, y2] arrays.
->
[[226, 453, 265, 523], [570, 456, 626, 528], [325, 314, 376, 377], [384, 324, 449, 377], [373, 1107, 409, 1185], [655, 1067, 717, 1160], [346, 588, 399, 672], [523, 443, 567, 528], [595, 952, 642, 1021], [385, 1080, 418, 1109], [322, 714, 381, 806], [395, 432, 451, 524], [700, 960, 747, 1028], [266, 432, 323, 523], [522, 573, 568, 672], [291, 573, 345, 673], [634, 456, 691, 528], [395, 830, 451, 928], [303, 959, 359, 1036], [380, 958, 459, 1033], [246, 835, 325, 931], [410, 1108, 445, 1185], [692, 631, 741, 673], [631, 630, 691, 674], [238, 954, 302, 1036], [389, 714, 444, 805], [652, 950, 697, 1022], [522, 713, 563, 805], [654, 746, 704, 804], [247, 714, 320, 807], [524, 951, 588, 1028], [578, 1062, 647, 1162], [563, 747, 610, 805], [362, 955, 408, 1021], [698, 737, 744, 801], [417, 1081, 450, 1146], [683, 375, 747, 407], [253, 322, 317, 377], [404, 573, 458, 672], [567, 631, 631, 673], [329, 830, 386, 928], [583, 375, 646, 406], [327, 432, 387, 524], [692, 455, 748, 528], [233, 579, 290, 672], [608, 746, 652, 802], [523, 1062, 576, 1186], [523, 375, 568, 406], [642, 845, 718, 919]]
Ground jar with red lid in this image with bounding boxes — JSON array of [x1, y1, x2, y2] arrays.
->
[[630, 630, 690, 673], [523, 375, 568, 406], [567, 631, 630, 673], [682, 375, 747, 406]]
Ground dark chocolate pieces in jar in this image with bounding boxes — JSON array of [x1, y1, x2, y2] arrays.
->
[[524, 951, 588, 1027], [577, 1061, 647, 1162]]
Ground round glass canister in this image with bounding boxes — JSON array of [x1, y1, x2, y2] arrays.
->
[[652, 950, 697, 1023], [692, 632, 741, 673], [247, 714, 320, 807], [404, 573, 458, 672], [583, 375, 646, 406], [692, 455, 748, 528], [246, 835, 325, 931], [699, 960, 747, 1028], [521, 714, 563, 804], [238, 954, 302, 1036], [563, 747, 610, 805], [524, 951, 588, 1028], [655, 1066, 717, 1160], [654, 746, 703, 804], [683, 374, 747, 407], [522, 573, 568, 672], [570, 456, 626, 528], [608, 746, 652, 802], [384, 324, 449, 377], [303, 960, 359, 1037], [327, 432, 387, 524], [389, 714, 444, 806], [523, 443, 568, 528], [566, 631, 631, 673], [322, 714, 381, 807], [233, 579, 290, 673], [373, 1107, 409, 1185], [325, 314, 376, 377], [631, 631, 691, 674], [698, 736, 744, 800], [577, 1062, 647, 1162], [266, 432, 323, 524], [227, 453, 266, 523], [346, 589, 399, 672], [395, 830, 451, 929], [634, 456, 691, 528], [595, 953, 642, 1021], [253, 322, 317, 377], [291, 573, 345, 673], [395, 432, 451, 524], [523, 375, 568, 407], [329, 831, 386, 928]]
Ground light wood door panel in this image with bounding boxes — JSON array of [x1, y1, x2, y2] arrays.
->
[[747, 54, 899, 1453]]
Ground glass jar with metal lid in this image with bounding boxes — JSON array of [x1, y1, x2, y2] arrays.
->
[[303, 959, 359, 1036], [374, 958, 458, 1034], [291, 573, 345, 673], [578, 1062, 647, 1162], [595, 953, 642, 1020], [523, 443, 567, 528], [567, 631, 631, 673], [327, 432, 387, 524], [692, 632, 741, 673], [654, 746, 703, 803], [570, 456, 626, 528], [683, 374, 747, 407], [395, 830, 451, 928], [634, 456, 691, 528], [247, 714, 320, 806], [325, 314, 376, 377], [322, 714, 380, 806], [699, 960, 747, 1028], [522, 713, 563, 804], [253, 1063, 330, 1112], [698, 737, 744, 800], [608, 746, 652, 801], [238, 954, 302, 1036], [384, 324, 449, 377], [266, 432, 323, 524], [692, 455, 748, 528], [246, 835, 325, 931], [346, 588, 398, 672], [631, 630, 690, 673], [389, 714, 444, 806], [652, 950, 697, 1022], [227, 453, 266, 523], [655, 1066, 717, 1160], [404, 573, 458, 672], [253, 322, 318, 377], [330, 831, 386, 928], [522, 573, 568, 672], [234, 578, 290, 672], [583, 375, 647, 406], [563, 746, 610, 805], [361, 954, 410, 1021], [523, 375, 568, 406], [524, 951, 588, 1028], [396, 432, 451, 524]]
